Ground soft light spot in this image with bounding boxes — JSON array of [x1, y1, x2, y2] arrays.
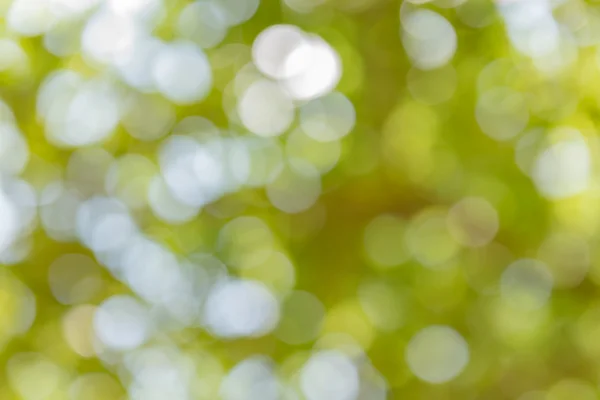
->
[[357, 362, 388, 400], [532, 129, 591, 200], [252, 24, 310, 79], [300, 350, 359, 400], [0, 273, 37, 340], [402, 9, 457, 70], [266, 160, 321, 214], [500, 259, 553, 311], [76, 197, 138, 253], [514, 127, 545, 176], [107, 0, 163, 22], [499, 0, 559, 58], [48, 0, 101, 19], [158, 136, 212, 207], [218, 216, 274, 269], [218, 0, 260, 26], [299, 92, 356, 143], [0, 187, 20, 255], [116, 35, 164, 92], [492, 292, 552, 348], [125, 346, 193, 400], [203, 279, 280, 339], [476, 87, 529, 141], [0, 123, 29, 176], [242, 137, 285, 187], [538, 232, 589, 289], [0, 237, 33, 266], [172, 115, 220, 140], [82, 9, 138, 66], [282, 35, 342, 101], [148, 175, 200, 224], [69, 373, 124, 400], [7, 0, 56, 37], [447, 197, 499, 247], [323, 300, 375, 350], [122, 93, 175, 141], [159, 136, 235, 207], [94, 295, 151, 351], [405, 325, 469, 384], [0, 39, 29, 74], [119, 237, 183, 306], [240, 251, 296, 295], [37, 69, 81, 125], [39, 182, 81, 242], [406, 208, 460, 268], [177, 2, 228, 49], [358, 280, 404, 332], [105, 154, 157, 210], [220, 356, 280, 400], [7, 353, 64, 400], [152, 41, 212, 104], [285, 128, 341, 174], [55, 79, 121, 147], [62, 305, 96, 358], [283, 0, 325, 13], [238, 79, 295, 137], [44, 20, 81, 57]]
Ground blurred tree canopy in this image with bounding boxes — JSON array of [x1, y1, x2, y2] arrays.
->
[[0, 0, 599, 399]]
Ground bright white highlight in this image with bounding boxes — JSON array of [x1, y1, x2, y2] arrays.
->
[[203, 279, 280, 338], [282, 35, 342, 100], [7, 0, 56, 37], [76, 197, 138, 253], [82, 9, 139, 66], [252, 24, 310, 79]]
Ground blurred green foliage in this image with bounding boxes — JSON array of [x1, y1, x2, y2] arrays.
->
[[1, 0, 600, 399]]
